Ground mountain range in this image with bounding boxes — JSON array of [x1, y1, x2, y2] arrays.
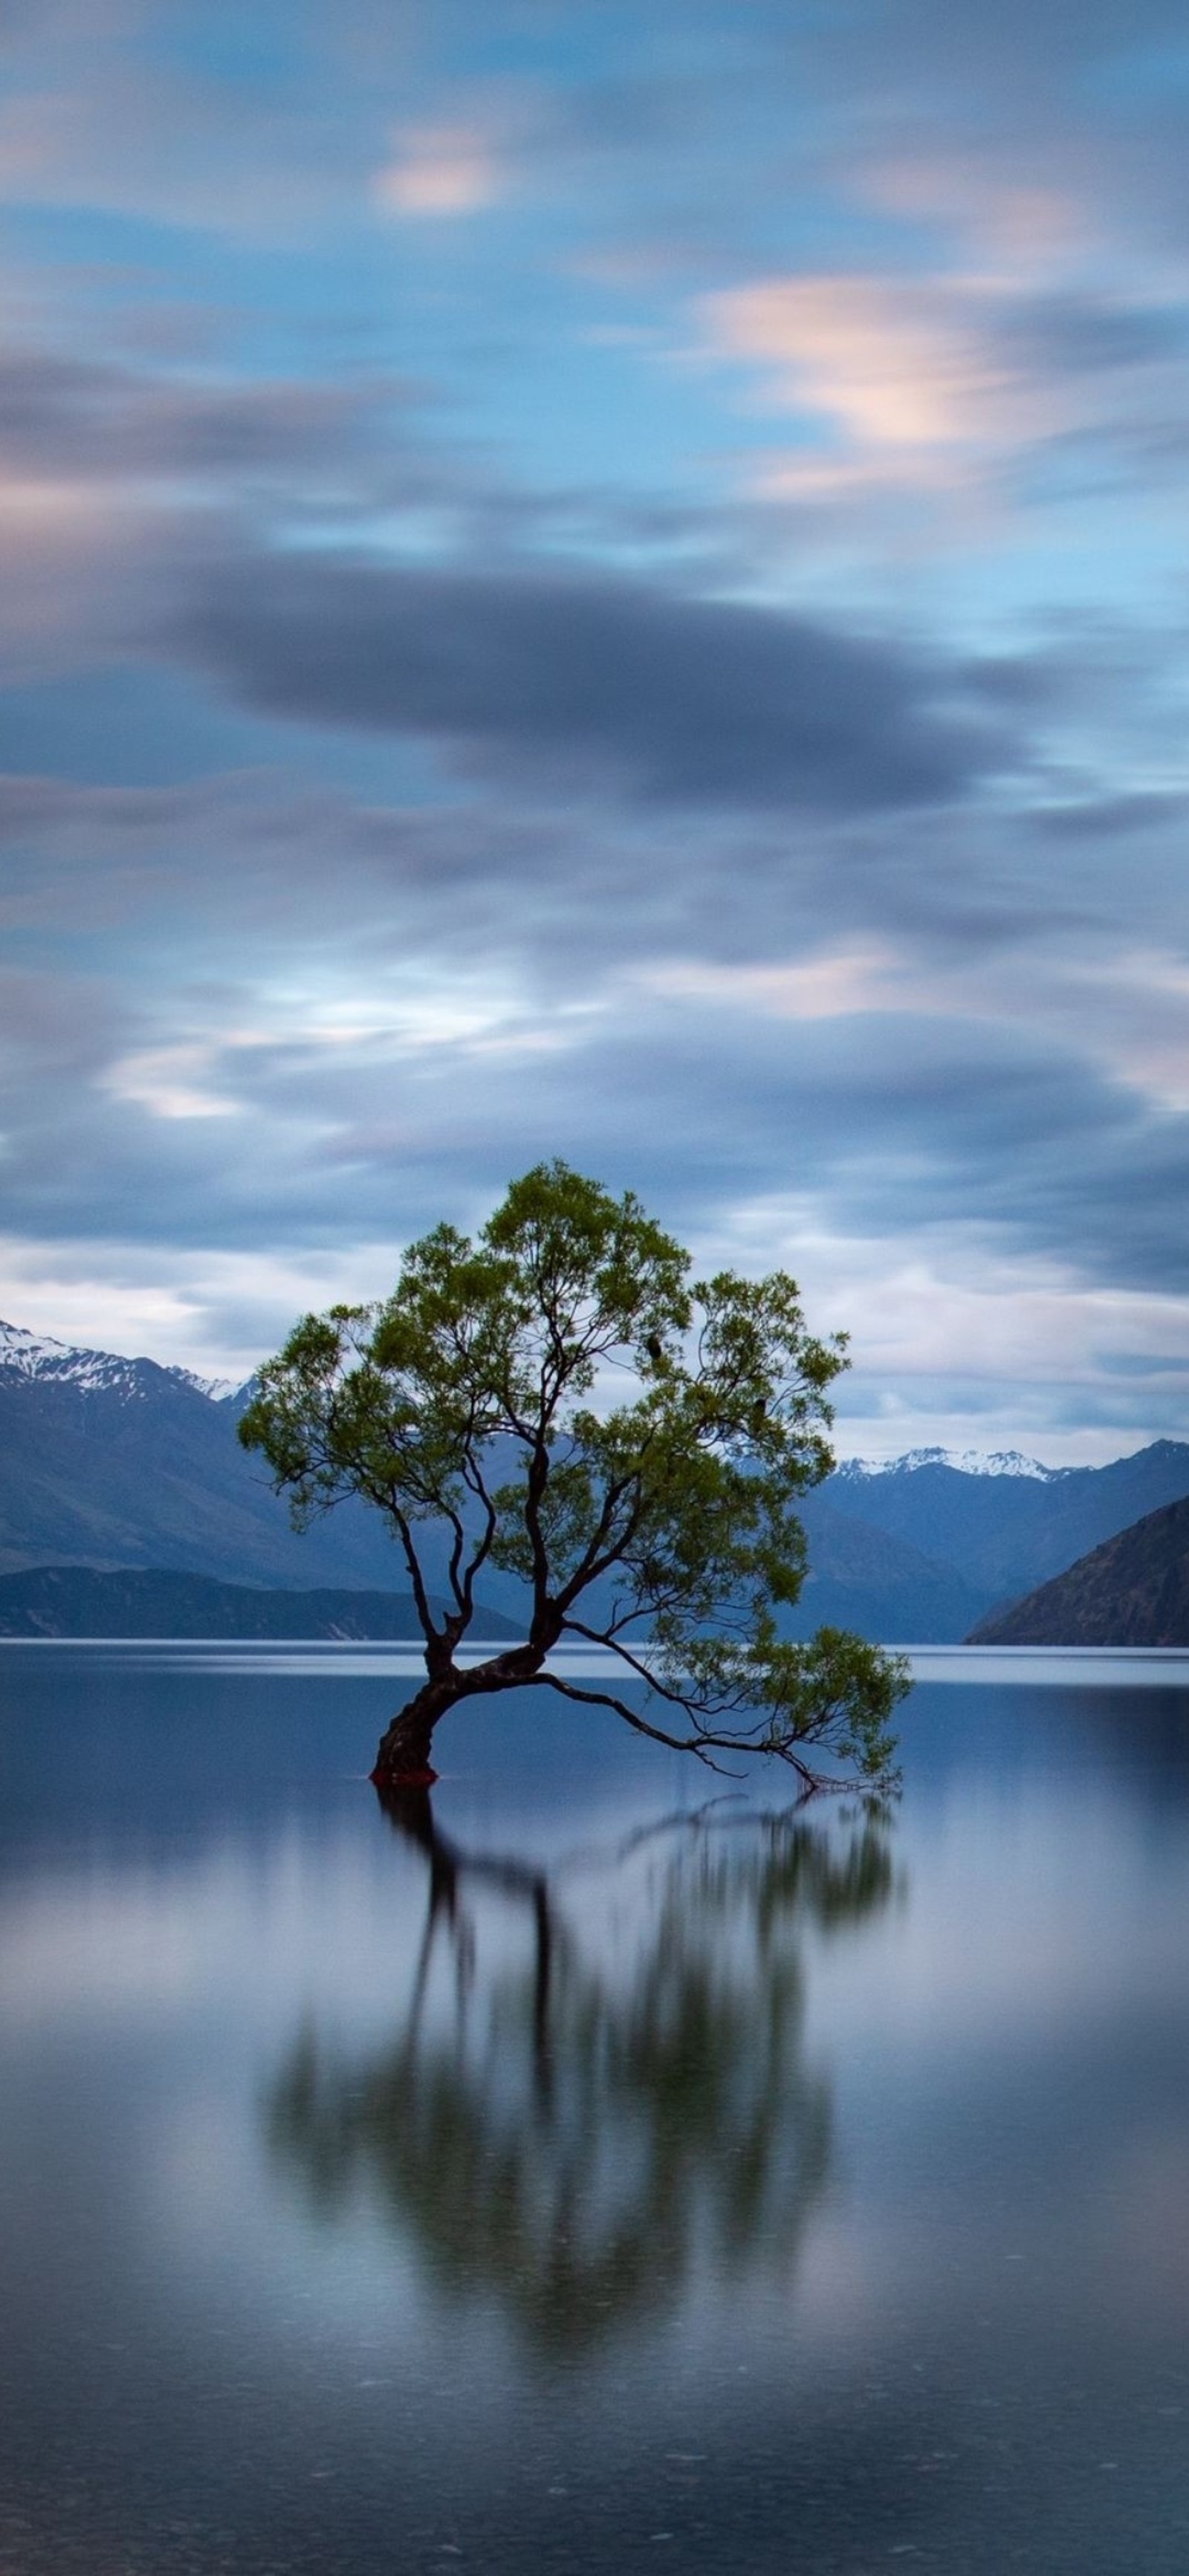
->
[[3, 1319, 1188, 1641], [811, 1442, 1189, 1600]]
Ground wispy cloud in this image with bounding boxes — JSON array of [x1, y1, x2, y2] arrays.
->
[[705, 275, 1034, 455], [374, 120, 505, 218], [103, 1045, 242, 1122], [699, 264, 1185, 520]]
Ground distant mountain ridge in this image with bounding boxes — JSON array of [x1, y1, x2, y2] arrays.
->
[[969, 1498, 1189, 1647], [1, 1317, 1188, 1642], [811, 1438, 1189, 1603], [0, 1316, 418, 1594], [0, 1318, 239, 1404], [836, 1446, 1073, 1483], [0, 1564, 519, 1641]]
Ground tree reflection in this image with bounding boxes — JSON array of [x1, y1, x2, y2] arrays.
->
[[267, 1789, 898, 2357]]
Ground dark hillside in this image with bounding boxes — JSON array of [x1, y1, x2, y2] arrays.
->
[[0, 1364, 401, 1585], [0, 1346, 523, 1619], [968, 1497, 1189, 1646]]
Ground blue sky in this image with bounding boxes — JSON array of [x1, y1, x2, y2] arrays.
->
[[2, 0, 1189, 1456]]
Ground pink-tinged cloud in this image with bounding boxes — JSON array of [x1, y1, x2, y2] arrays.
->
[[702, 274, 1053, 455], [374, 122, 503, 218]]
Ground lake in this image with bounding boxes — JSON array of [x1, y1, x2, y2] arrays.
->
[[3, 1644, 1189, 2574]]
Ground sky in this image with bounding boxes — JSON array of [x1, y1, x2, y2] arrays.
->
[[1, 0, 1189, 1459]]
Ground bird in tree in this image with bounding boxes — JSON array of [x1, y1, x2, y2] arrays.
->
[[239, 1161, 907, 1795]]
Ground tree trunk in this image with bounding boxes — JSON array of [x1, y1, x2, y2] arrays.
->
[[370, 1640, 551, 1790], [370, 1673, 464, 1790]]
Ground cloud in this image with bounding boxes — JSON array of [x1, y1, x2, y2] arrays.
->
[[0, 349, 395, 485], [3, 896, 1188, 1305], [640, 948, 900, 1019], [704, 276, 1034, 455], [103, 1043, 242, 1122], [0, 1230, 414, 1388], [0, 473, 149, 678], [171, 551, 1002, 813], [374, 121, 505, 218], [642, 927, 1189, 1114], [700, 268, 1188, 517], [0, 962, 124, 1074], [861, 157, 1095, 271], [0, 348, 457, 678], [1, 747, 1188, 1448], [0, 41, 374, 242]]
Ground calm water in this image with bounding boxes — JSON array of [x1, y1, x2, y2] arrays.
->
[[3, 1647, 1189, 2574]]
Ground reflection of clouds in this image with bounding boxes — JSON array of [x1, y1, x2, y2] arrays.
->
[[1101, 2128, 1189, 2324], [809, 1771, 1189, 2052], [787, 2067, 1189, 2371], [3, 1754, 1177, 2057], [0, 1832, 430, 2031], [4, 1698, 1189, 2516]]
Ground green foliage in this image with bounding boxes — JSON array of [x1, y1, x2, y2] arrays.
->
[[240, 1161, 907, 1788]]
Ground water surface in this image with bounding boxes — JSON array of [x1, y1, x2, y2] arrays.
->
[[2, 1646, 1189, 2572]]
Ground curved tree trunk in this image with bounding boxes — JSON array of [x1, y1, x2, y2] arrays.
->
[[371, 1675, 465, 1789], [370, 1641, 552, 1790]]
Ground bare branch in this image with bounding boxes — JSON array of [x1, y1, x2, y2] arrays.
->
[[525, 1673, 745, 1776]]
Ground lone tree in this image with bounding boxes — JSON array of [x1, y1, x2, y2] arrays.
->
[[239, 1163, 907, 1794]]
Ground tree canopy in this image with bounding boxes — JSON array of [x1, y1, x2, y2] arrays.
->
[[239, 1161, 907, 1791]]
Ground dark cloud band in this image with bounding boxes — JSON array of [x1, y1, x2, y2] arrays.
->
[[174, 552, 1001, 814]]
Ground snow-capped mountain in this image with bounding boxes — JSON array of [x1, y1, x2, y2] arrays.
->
[[0, 1314, 522, 1613], [811, 1435, 1189, 1605], [0, 1319, 238, 1405], [0, 1318, 403, 1589], [835, 1446, 1074, 1483]]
